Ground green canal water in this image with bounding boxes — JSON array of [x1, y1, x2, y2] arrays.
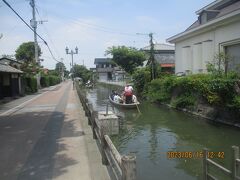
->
[[86, 85, 240, 180]]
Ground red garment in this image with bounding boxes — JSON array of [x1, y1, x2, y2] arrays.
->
[[124, 86, 133, 96]]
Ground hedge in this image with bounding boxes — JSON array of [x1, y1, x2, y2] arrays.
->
[[24, 77, 37, 94], [49, 75, 61, 86], [146, 74, 240, 110], [40, 76, 50, 87]]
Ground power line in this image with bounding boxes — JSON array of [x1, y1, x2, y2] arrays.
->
[[35, 7, 61, 60], [2, 0, 61, 63], [36, 5, 138, 37]]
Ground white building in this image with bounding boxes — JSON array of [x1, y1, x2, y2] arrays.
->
[[167, 0, 240, 74], [94, 58, 125, 82]]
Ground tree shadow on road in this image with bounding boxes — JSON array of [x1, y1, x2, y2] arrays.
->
[[0, 110, 85, 180]]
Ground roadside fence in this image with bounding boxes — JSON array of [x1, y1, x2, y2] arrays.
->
[[75, 82, 137, 180]]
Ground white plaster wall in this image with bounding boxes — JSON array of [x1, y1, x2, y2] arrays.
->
[[202, 41, 213, 72], [175, 31, 214, 73], [174, 20, 240, 74], [98, 73, 108, 81]]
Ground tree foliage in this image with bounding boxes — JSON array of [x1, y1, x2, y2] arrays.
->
[[132, 67, 151, 96], [55, 62, 67, 75], [20, 62, 41, 76], [72, 64, 92, 83], [15, 41, 42, 63], [105, 46, 145, 74], [207, 52, 232, 76]]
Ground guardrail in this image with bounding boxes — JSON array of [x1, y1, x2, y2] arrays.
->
[[203, 146, 240, 180], [75, 82, 136, 180]]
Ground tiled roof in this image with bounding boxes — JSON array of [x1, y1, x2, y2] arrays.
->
[[142, 43, 175, 51], [0, 57, 23, 64], [94, 58, 112, 64], [0, 63, 23, 73], [185, 0, 240, 31]]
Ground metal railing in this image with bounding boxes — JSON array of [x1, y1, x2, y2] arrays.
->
[[203, 146, 240, 180]]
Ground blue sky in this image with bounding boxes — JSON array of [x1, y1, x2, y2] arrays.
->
[[0, 0, 213, 70]]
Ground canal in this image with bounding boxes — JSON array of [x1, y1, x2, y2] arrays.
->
[[86, 84, 240, 180]]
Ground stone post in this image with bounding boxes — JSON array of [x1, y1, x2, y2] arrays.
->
[[121, 155, 136, 180]]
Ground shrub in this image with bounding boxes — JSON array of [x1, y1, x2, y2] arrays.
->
[[171, 93, 196, 109], [49, 75, 60, 86], [132, 68, 151, 96], [147, 75, 176, 102], [40, 76, 50, 87], [24, 76, 37, 94], [146, 73, 240, 109]]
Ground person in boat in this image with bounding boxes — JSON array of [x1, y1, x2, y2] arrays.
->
[[121, 90, 126, 104], [113, 93, 122, 103], [132, 94, 137, 103], [111, 90, 117, 100], [124, 84, 133, 104]]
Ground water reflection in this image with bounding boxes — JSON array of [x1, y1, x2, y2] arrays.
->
[[86, 84, 240, 180]]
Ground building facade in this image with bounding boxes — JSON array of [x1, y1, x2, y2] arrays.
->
[[142, 43, 175, 73], [94, 58, 125, 82], [0, 63, 23, 100], [167, 0, 240, 74]]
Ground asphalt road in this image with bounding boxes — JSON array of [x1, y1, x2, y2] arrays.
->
[[0, 81, 72, 180]]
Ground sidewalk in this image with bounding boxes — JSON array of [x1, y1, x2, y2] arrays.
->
[[0, 81, 110, 180], [0, 84, 60, 115], [52, 84, 110, 180]]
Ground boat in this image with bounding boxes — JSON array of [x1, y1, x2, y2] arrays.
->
[[109, 95, 140, 109]]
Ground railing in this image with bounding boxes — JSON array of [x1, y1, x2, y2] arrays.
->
[[203, 146, 240, 180], [75, 82, 136, 180]]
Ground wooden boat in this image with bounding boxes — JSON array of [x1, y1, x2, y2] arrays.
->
[[109, 95, 140, 109]]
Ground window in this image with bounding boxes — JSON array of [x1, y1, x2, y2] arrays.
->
[[225, 43, 240, 72]]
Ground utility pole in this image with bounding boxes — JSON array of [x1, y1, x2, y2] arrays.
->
[[149, 33, 156, 80], [60, 58, 64, 81], [136, 32, 156, 80], [30, 0, 38, 64], [66, 47, 78, 85]]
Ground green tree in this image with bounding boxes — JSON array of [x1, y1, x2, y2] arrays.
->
[[132, 67, 151, 95], [55, 62, 66, 75], [105, 46, 146, 74], [72, 64, 92, 83], [15, 41, 42, 63], [207, 52, 232, 76], [48, 69, 59, 76]]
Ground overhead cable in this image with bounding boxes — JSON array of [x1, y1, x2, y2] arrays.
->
[[2, 0, 60, 63]]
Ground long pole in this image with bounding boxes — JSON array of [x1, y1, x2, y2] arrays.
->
[[61, 58, 64, 81], [71, 51, 74, 80], [66, 47, 78, 88], [30, 0, 38, 64], [149, 33, 155, 80]]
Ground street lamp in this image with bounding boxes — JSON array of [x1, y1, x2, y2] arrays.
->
[[65, 46, 78, 81]]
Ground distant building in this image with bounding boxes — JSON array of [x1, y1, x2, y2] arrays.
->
[[142, 43, 175, 73], [94, 58, 125, 81], [0, 57, 22, 69], [42, 68, 49, 75], [0, 62, 23, 100], [167, 0, 240, 74]]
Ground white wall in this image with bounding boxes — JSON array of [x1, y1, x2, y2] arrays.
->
[[174, 20, 240, 74], [98, 73, 108, 81]]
